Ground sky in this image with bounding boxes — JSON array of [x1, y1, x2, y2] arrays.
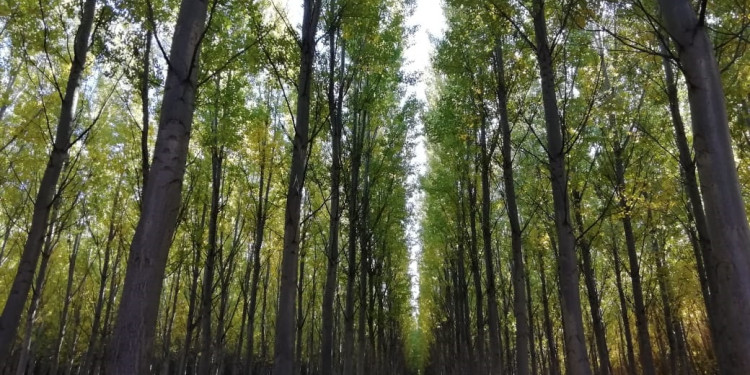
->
[[282, 0, 447, 313], [404, 0, 446, 311]]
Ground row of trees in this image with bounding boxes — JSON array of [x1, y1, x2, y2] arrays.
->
[[0, 0, 421, 374], [417, 0, 749, 374]]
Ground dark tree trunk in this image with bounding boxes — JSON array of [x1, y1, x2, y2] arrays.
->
[[467, 175, 485, 372], [613, 145, 656, 375], [344, 110, 364, 375], [538, 246, 561, 375], [140, 28, 152, 192], [573, 191, 612, 375], [0, 0, 97, 361], [106, 0, 208, 371], [82, 185, 122, 375], [321, 22, 344, 375], [612, 237, 637, 375], [478, 112, 503, 374], [531, 0, 591, 373], [199, 81, 225, 375], [50, 232, 80, 375], [272, 0, 321, 372], [493, 37, 530, 375]]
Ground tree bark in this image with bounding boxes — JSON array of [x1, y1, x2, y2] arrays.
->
[[572, 191, 612, 375], [531, 1, 591, 373], [493, 37, 530, 375], [199, 80, 225, 375], [0, 0, 96, 361], [658, 1, 750, 372], [479, 113, 503, 375], [321, 22, 344, 375], [612, 237, 637, 375], [272, 0, 322, 373], [613, 144, 656, 375], [106, 0, 208, 371]]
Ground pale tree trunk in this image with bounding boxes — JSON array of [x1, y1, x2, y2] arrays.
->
[[0, 0, 96, 362], [658, 1, 750, 372], [531, 0, 591, 373], [272, 1, 322, 373], [661, 44, 717, 336], [493, 37, 530, 375], [106, 0, 208, 371]]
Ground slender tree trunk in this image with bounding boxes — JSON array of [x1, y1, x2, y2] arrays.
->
[[16, 220, 56, 375], [358, 138, 372, 375], [661, 47, 717, 336], [538, 247, 561, 375], [272, 0, 321, 373], [140, 28, 152, 191], [467, 175, 485, 371], [83, 185, 121, 375], [344, 112, 363, 375], [50, 233, 80, 375], [572, 191, 612, 375], [0, 0, 96, 361], [478, 112, 503, 375], [107, 0, 208, 371], [493, 37, 530, 375], [658, 2, 750, 372], [612, 237, 637, 375], [321, 23, 344, 375], [200, 85, 225, 375], [531, 1, 591, 373], [613, 146, 656, 375]]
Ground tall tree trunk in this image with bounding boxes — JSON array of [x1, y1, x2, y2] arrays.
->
[[0, 0, 97, 361], [613, 145, 656, 375], [538, 246, 561, 375], [50, 232, 80, 375], [358, 136, 372, 375], [272, 0, 321, 373], [321, 23, 344, 375], [658, 1, 750, 372], [140, 28, 152, 192], [531, 1, 591, 373], [246, 145, 272, 375], [106, 0, 208, 371], [612, 237, 637, 375], [200, 82, 225, 375], [661, 46, 717, 336], [83, 184, 122, 375], [467, 175, 485, 371], [572, 191, 611, 375], [344, 111, 363, 375], [493, 37, 530, 375], [15, 215, 57, 375], [479, 112, 504, 375]]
